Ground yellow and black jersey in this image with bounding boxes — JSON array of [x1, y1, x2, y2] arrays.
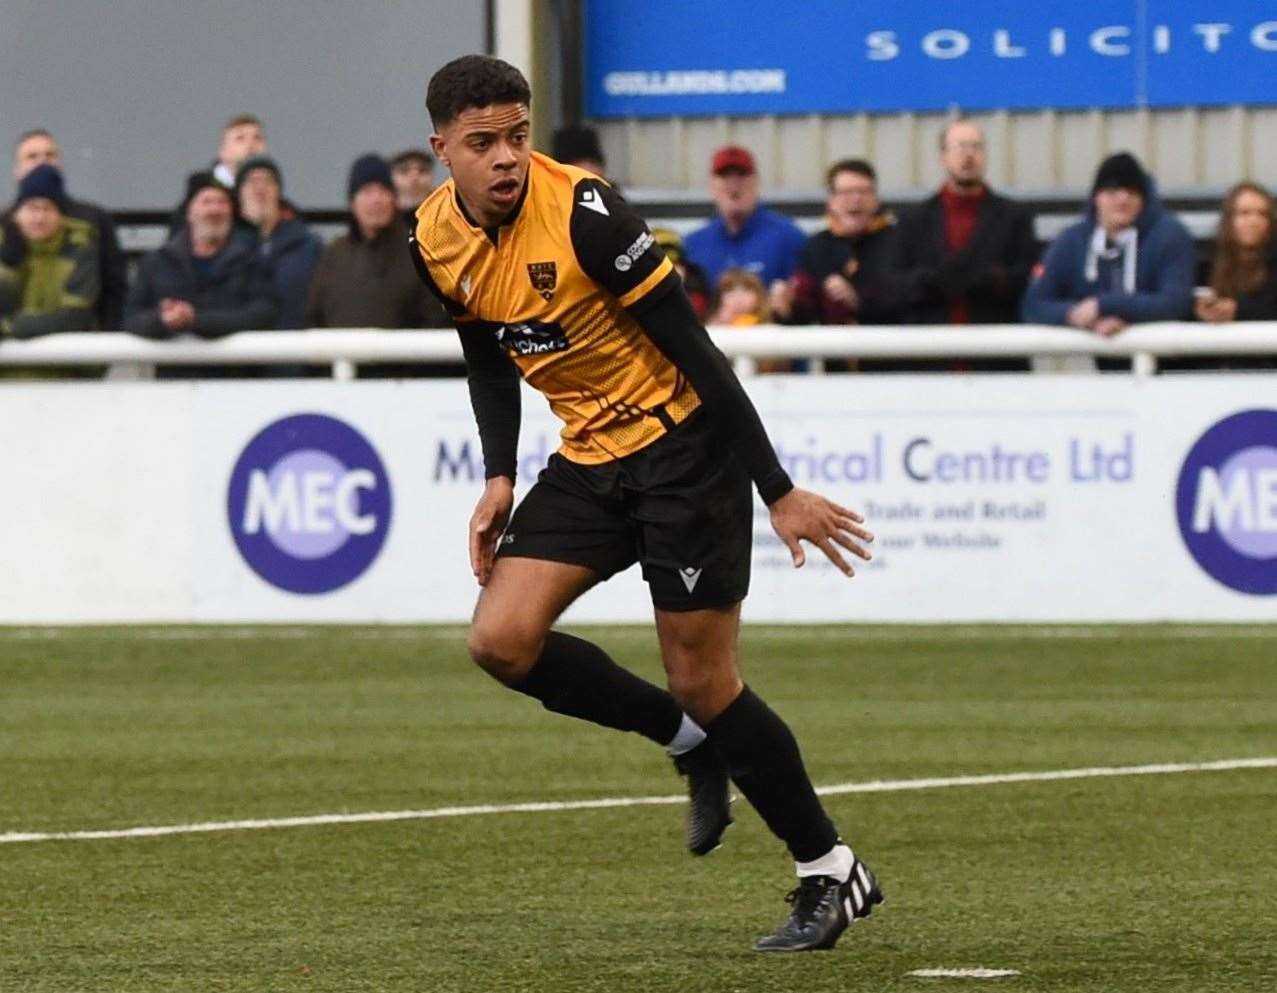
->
[[410, 152, 700, 464]]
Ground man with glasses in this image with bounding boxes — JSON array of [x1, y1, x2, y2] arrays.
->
[[891, 119, 1038, 352]]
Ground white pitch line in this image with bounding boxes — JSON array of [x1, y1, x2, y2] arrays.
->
[[3, 756, 1273, 847], [908, 968, 1021, 979]]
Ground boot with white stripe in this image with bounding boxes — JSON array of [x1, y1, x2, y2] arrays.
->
[[754, 858, 883, 952]]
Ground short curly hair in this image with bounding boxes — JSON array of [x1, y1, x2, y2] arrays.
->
[[427, 55, 532, 128]]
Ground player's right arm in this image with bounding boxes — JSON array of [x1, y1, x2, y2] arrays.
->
[[457, 329, 519, 584], [409, 231, 520, 585], [568, 180, 874, 576]]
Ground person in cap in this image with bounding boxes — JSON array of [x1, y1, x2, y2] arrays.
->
[[1022, 151, 1194, 335], [0, 163, 101, 338], [304, 153, 447, 335], [8, 128, 126, 329], [390, 149, 437, 226], [124, 171, 276, 346], [235, 156, 321, 329], [683, 145, 806, 295]]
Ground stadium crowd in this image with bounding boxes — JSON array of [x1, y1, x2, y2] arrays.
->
[[1, 114, 1275, 372]]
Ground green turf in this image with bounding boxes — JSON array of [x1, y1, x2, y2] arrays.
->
[[2, 625, 1275, 992]]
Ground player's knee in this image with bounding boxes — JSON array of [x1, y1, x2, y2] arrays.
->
[[665, 660, 718, 712], [467, 619, 540, 686]]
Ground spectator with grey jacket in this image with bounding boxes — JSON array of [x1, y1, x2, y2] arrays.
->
[[1022, 152, 1194, 335], [124, 172, 276, 340]]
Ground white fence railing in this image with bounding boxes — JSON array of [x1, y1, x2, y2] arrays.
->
[[1, 323, 1275, 379]]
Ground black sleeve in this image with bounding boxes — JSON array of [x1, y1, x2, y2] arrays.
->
[[568, 178, 674, 308], [629, 274, 794, 505], [457, 326, 521, 481]]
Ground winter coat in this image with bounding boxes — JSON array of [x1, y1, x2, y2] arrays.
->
[[1022, 186, 1195, 325], [892, 188, 1038, 324], [123, 231, 276, 338], [0, 214, 99, 338], [251, 216, 322, 329], [790, 215, 901, 325], [304, 219, 447, 329]]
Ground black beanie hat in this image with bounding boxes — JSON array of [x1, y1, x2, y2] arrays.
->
[[347, 153, 394, 201], [235, 155, 283, 195], [552, 125, 605, 166], [15, 163, 68, 212], [182, 170, 234, 214], [1092, 152, 1149, 197]]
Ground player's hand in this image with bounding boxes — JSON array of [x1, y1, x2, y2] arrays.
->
[[769, 487, 873, 577], [469, 475, 515, 586]]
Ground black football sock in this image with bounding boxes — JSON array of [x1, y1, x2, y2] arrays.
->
[[513, 630, 684, 746], [705, 684, 839, 862]]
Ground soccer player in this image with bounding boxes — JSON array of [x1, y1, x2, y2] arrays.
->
[[410, 55, 883, 952]]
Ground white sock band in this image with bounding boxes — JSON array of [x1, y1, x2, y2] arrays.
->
[[796, 843, 855, 882], [666, 713, 707, 755]]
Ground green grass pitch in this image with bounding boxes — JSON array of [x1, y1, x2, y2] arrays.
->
[[2, 624, 1275, 992]]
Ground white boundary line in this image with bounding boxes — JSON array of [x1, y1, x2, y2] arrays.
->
[[3, 757, 1273, 846]]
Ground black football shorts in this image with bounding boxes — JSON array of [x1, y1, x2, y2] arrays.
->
[[496, 410, 753, 611]]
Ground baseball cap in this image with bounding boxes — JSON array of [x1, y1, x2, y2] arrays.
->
[[710, 145, 756, 176]]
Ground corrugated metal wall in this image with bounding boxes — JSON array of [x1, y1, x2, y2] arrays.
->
[[594, 106, 1277, 196]]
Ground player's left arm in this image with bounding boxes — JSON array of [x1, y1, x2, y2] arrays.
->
[[568, 180, 873, 576]]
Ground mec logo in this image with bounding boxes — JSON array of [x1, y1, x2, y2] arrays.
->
[[1175, 409, 1277, 595], [227, 414, 392, 594]]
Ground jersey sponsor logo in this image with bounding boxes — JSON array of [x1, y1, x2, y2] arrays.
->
[[226, 414, 393, 595], [495, 320, 570, 356], [578, 187, 610, 216], [1175, 409, 1277, 595], [679, 566, 703, 592], [615, 230, 655, 272], [526, 261, 557, 301]]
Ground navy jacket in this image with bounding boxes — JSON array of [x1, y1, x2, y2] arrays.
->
[[123, 231, 277, 338], [252, 217, 322, 329], [1022, 187, 1195, 325]]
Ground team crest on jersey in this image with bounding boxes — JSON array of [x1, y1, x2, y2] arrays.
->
[[526, 261, 557, 301]]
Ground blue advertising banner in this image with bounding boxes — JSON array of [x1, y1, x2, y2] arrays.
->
[[585, 1, 1277, 117]]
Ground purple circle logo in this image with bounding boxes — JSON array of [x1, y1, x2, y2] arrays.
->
[[227, 414, 392, 594], [1175, 409, 1277, 596]]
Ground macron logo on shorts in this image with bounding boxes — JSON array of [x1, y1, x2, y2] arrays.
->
[[679, 566, 703, 593]]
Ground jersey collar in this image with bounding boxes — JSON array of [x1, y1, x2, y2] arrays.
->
[[453, 172, 531, 247]]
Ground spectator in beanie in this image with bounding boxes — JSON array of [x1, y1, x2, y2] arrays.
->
[[789, 159, 900, 326], [0, 164, 100, 338], [390, 149, 436, 227], [651, 227, 711, 321], [9, 129, 126, 329], [1197, 181, 1277, 323], [892, 119, 1037, 332], [684, 145, 805, 295], [551, 125, 608, 179], [124, 172, 275, 340], [1022, 152, 1194, 335], [304, 153, 447, 330], [235, 156, 321, 329]]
